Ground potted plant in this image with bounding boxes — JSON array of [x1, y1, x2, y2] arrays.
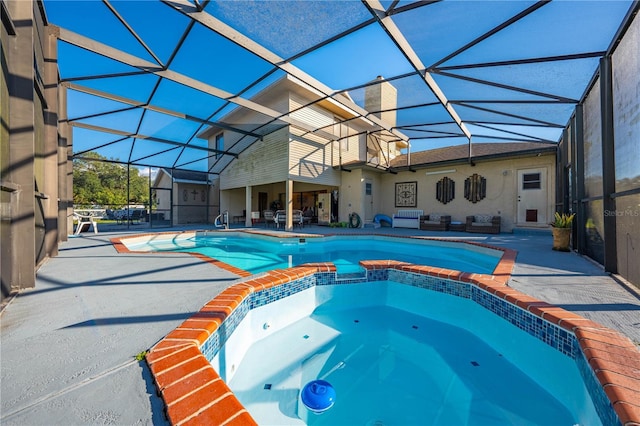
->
[[550, 212, 575, 251]]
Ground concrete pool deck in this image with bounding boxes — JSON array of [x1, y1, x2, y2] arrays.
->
[[1, 225, 639, 425]]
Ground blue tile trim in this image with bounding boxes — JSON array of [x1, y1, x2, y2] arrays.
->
[[314, 272, 336, 286], [471, 286, 576, 358], [249, 275, 315, 309], [575, 347, 621, 426], [388, 269, 471, 299], [366, 269, 388, 282]]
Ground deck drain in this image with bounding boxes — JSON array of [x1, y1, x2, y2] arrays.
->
[[471, 361, 480, 367], [264, 384, 272, 390]]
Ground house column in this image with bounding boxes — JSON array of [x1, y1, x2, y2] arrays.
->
[[245, 185, 252, 227], [285, 179, 293, 231]]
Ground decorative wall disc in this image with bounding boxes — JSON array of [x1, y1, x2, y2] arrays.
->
[[436, 177, 455, 204], [464, 174, 486, 203]]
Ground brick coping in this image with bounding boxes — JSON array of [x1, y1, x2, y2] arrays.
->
[[111, 232, 640, 425]]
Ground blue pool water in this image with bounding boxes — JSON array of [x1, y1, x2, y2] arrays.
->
[[222, 282, 600, 425], [138, 234, 501, 275]]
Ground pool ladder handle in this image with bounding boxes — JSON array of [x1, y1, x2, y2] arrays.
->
[[215, 211, 229, 229]]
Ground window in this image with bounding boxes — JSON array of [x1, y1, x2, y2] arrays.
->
[[215, 133, 224, 159], [522, 173, 541, 190]]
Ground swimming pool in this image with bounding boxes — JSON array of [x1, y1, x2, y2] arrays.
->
[[216, 281, 600, 425], [122, 232, 501, 275]]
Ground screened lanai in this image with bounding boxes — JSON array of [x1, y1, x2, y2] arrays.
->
[[2, 0, 639, 295], [2, 2, 640, 424], [47, 0, 633, 173]]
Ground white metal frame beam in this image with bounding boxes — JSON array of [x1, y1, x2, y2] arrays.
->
[[362, 0, 471, 140], [62, 82, 265, 139], [54, 26, 341, 144], [160, 0, 410, 144]]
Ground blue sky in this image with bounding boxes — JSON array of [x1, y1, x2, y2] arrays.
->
[[44, 0, 634, 171]]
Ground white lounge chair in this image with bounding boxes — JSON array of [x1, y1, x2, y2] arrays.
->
[[73, 212, 98, 235]]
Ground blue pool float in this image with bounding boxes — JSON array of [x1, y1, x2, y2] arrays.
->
[[301, 380, 336, 413], [374, 214, 392, 227]]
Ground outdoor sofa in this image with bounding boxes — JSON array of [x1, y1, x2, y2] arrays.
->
[[465, 214, 501, 234], [419, 213, 451, 231]]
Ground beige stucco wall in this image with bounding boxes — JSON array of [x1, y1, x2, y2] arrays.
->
[[338, 169, 384, 224], [338, 169, 365, 223], [378, 153, 556, 232]]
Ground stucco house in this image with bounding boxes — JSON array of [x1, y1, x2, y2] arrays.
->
[[200, 75, 556, 232]]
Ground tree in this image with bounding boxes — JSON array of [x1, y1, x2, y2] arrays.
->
[[73, 152, 149, 208]]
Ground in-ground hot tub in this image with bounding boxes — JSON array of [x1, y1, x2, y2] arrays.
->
[[217, 280, 600, 425]]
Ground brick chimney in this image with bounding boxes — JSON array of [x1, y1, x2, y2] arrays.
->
[[364, 76, 397, 128]]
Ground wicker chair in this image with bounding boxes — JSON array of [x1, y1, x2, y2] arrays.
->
[[465, 215, 501, 234], [419, 214, 451, 231]]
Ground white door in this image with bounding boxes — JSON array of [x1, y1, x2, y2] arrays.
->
[[517, 168, 547, 224], [364, 179, 373, 221]]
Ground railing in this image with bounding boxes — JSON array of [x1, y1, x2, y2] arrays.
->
[[214, 211, 229, 229]]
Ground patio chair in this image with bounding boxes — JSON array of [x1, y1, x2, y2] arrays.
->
[[128, 209, 143, 224], [73, 212, 98, 235], [292, 209, 304, 228], [274, 210, 304, 229], [274, 210, 286, 229], [263, 210, 275, 228], [118, 209, 143, 225]]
